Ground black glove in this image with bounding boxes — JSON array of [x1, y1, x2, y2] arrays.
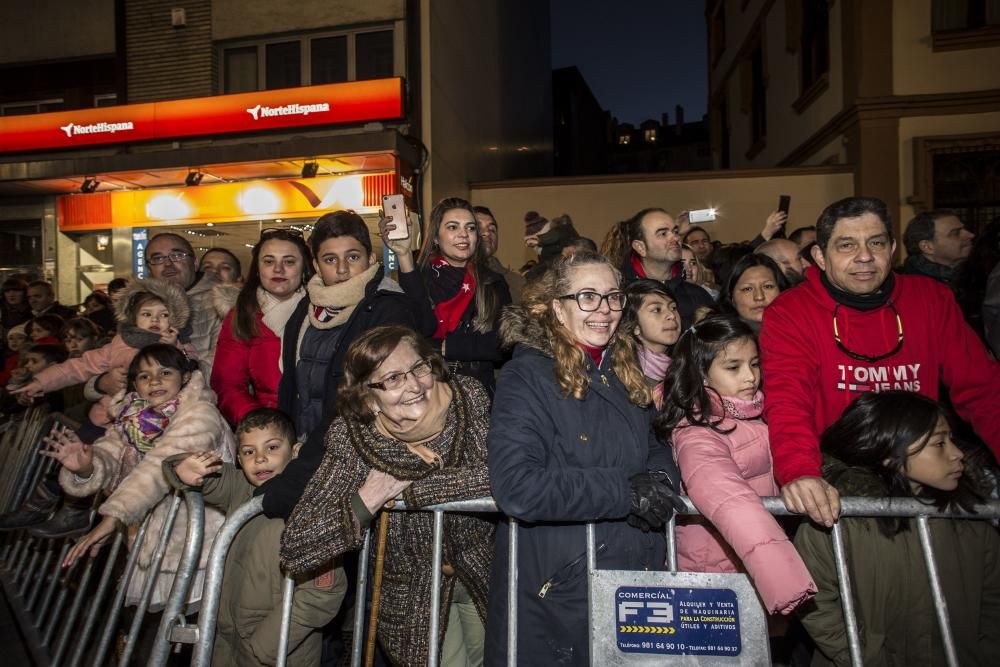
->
[[627, 471, 686, 532]]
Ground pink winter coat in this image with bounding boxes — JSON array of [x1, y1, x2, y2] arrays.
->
[[673, 391, 816, 615]]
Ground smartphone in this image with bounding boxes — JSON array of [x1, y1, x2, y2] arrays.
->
[[688, 208, 718, 224], [778, 195, 791, 217], [382, 194, 409, 240]]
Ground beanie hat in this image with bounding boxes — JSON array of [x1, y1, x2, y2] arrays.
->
[[524, 211, 549, 236]]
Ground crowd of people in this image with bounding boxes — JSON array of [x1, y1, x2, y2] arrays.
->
[[0, 194, 998, 666]]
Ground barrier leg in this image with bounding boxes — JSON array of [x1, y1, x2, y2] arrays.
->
[[26, 543, 56, 611], [665, 515, 677, 572], [18, 542, 42, 596], [427, 510, 445, 667], [506, 518, 518, 667], [35, 540, 72, 625], [275, 574, 295, 667], [150, 491, 205, 667], [350, 529, 372, 667], [91, 515, 153, 667], [51, 549, 99, 664], [830, 522, 863, 667], [916, 516, 959, 667], [66, 531, 125, 667], [41, 559, 79, 646], [119, 493, 183, 666]]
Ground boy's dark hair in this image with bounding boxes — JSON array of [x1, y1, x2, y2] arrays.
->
[[107, 278, 129, 294], [236, 407, 296, 445], [28, 314, 67, 338], [310, 210, 372, 257], [126, 343, 198, 392], [27, 344, 68, 365]]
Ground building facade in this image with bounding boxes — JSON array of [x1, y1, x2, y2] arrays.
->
[[707, 0, 1000, 235], [0, 0, 552, 302]]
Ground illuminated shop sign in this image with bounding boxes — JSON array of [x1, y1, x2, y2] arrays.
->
[[0, 78, 405, 153], [57, 172, 397, 231]]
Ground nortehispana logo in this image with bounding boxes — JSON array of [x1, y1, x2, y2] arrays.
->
[[59, 121, 135, 138], [245, 102, 330, 121]]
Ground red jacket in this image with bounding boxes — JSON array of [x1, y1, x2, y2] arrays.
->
[[210, 309, 281, 426], [760, 266, 1000, 485]]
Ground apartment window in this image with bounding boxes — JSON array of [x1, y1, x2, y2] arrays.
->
[[220, 25, 401, 94], [750, 44, 767, 148], [618, 135, 631, 146], [800, 0, 830, 92], [644, 128, 657, 143], [0, 99, 63, 116], [932, 0, 1000, 31]]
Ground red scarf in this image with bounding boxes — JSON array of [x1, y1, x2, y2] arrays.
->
[[430, 256, 476, 339], [629, 253, 682, 280]]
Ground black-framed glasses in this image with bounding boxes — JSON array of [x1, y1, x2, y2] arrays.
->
[[558, 290, 627, 312], [833, 302, 903, 363], [147, 251, 192, 266], [367, 359, 434, 391]]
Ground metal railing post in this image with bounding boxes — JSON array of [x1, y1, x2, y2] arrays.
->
[[66, 531, 125, 667], [830, 522, 863, 667], [275, 574, 295, 667], [191, 496, 264, 667], [91, 514, 152, 667], [150, 490, 206, 667], [350, 528, 372, 667], [506, 518, 518, 667], [426, 510, 445, 667], [51, 550, 99, 664], [119, 493, 183, 666], [916, 515, 959, 667], [665, 514, 678, 572]]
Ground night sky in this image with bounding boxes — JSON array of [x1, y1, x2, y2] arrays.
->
[[550, 0, 708, 126]]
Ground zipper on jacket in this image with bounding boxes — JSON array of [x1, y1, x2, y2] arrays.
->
[[537, 541, 607, 598], [600, 374, 609, 386]]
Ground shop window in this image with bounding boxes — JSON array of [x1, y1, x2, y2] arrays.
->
[[0, 99, 63, 116], [311, 36, 348, 85], [220, 24, 401, 94]]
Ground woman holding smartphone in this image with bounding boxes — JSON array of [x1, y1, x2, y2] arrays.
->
[[380, 197, 511, 396]]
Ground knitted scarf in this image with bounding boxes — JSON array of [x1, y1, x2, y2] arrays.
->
[[427, 256, 475, 339], [638, 346, 671, 382], [374, 380, 453, 453], [115, 391, 180, 454], [716, 390, 765, 421], [258, 286, 304, 340], [306, 263, 378, 330]]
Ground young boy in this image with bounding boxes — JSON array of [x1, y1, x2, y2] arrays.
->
[[165, 408, 346, 667]]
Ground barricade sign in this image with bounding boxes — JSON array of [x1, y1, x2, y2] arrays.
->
[[591, 570, 769, 666]]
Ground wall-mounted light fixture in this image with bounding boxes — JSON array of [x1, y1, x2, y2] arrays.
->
[[96, 234, 110, 251], [185, 170, 204, 186], [80, 177, 99, 193], [301, 161, 319, 178]]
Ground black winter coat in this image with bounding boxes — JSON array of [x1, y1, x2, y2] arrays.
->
[[621, 253, 715, 331], [484, 308, 676, 666], [398, 264, 510, 395], [259, 268, 416, 519]]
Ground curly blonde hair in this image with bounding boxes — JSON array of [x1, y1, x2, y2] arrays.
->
[[520, 251, 651, 406]]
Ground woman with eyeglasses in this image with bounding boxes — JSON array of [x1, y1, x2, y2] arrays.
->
[[257, 212, 416, 521], [281, 325, 494, 667], [210, 228, 313, 427], [380, 197, 511, 396], [485, 250, 684, 665]]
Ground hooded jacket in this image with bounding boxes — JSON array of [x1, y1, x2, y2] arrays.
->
[[186, 272, 224, 371], [485, 306, 676, 666], [760, 266, 1000, 485], [58, 370, 236, 609], [261, 267, 416, 519], [620, 252, 715, 331], [794, 458, 1000, 666], [673, 391, 816, 615], [32, 279, 195, 426]]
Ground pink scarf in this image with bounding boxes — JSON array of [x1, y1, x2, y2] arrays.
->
[[638, 347, 671, 382]]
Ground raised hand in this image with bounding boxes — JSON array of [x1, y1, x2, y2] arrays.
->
[[97, 367, 128, 396], [10, 379, 44, 398], [762, 211, 788, 241], [40, 427, 94, 476], [174, 452, 223, 487], [377, 212, 416, 273], [159, 326, 179, 346]]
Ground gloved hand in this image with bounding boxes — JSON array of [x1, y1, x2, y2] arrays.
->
[[627, 471, 686, 532]]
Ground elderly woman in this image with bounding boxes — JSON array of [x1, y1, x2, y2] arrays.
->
[[719, 253, 789, 332], [485, 250, 684, 665], [281, 325, 494, 666]]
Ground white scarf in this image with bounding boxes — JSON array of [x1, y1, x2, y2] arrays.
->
[[258, 286, 305, 372]]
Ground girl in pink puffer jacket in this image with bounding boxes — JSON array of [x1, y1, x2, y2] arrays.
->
[[12, 280, 197, 427], [655, 314, 816, 615]]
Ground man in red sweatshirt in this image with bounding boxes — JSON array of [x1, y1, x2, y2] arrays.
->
[[760, 196, 1000, 526]]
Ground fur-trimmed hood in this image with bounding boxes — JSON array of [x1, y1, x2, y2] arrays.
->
[[498, 304, 554, 356], [114, 278, 191, 330], [210, 283, 241, 319]]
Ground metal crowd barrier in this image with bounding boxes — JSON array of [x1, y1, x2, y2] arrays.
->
[[0, 469, 206, 667], [0, 406, 51, 513]]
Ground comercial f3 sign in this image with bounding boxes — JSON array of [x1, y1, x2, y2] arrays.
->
[[0, 78, 405, 154]]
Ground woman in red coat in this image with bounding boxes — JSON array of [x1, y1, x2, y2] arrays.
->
[[210, 230, 313, 426]]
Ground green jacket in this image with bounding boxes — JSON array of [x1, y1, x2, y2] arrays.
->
[[794, 459, 1000, 666], [164, 458, 346, 666]]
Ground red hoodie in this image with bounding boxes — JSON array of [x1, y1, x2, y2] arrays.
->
[[760, 266, 1000, 485]]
